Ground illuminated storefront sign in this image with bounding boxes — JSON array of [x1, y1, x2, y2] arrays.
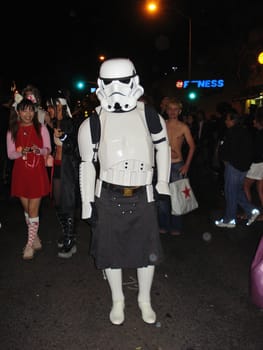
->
[[176, 79, 224, 89]]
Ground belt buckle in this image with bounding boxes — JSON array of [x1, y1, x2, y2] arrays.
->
[[123, 188, 133, 197]]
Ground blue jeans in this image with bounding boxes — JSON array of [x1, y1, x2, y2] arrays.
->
[[223, 162, 255, 222], [157, 162, 184, 232]]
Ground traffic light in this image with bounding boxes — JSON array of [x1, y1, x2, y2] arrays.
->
[[75, 80, 86, 91], [187, 90, 197, 100]]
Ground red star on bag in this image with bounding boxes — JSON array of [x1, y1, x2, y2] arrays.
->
[[182, 186, 191, 198]]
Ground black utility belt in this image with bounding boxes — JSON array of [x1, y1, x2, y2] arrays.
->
[[102, 182, 144, 197]]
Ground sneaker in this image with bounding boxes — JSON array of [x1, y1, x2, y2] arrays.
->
[[214, 219, 236, 228], [246, 209, 260, 226], [58, 239, 77, 258]]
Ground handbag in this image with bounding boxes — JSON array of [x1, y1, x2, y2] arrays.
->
[[250, 234, 263, 309], [169, 177, 198, 215], [24, 152, 40, 169]]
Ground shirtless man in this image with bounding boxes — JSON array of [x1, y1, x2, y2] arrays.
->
[[158, 97, 195, 235], [166, 98, 195, 176]]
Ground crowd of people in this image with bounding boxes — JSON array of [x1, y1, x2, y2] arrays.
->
[[0, 80, 262, 259], [158, 95, 263, 231], [0, 59, 262, 326], [1, 84, 98, 259], [1, 80, 262, 237]]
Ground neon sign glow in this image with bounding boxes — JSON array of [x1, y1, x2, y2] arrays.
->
[[176, 79, 225, 89]]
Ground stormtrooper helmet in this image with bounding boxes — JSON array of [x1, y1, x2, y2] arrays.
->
[[96, 58, 144, 112]]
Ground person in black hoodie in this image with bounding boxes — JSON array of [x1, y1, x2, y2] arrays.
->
[[215, 109, 260, 228]]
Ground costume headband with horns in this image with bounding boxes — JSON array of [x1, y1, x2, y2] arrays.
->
[[47, 97, 72, 118]]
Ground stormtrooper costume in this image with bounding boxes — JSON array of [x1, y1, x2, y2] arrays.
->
[[78, 58, 170, 325]]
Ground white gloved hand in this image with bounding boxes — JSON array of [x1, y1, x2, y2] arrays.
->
[[155, 181, 170, 196], [82, 202, 92, 219]]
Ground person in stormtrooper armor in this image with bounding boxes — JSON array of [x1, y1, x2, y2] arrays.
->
[[78, 58, 171, 325]]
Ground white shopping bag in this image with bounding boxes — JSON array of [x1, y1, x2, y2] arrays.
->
[[169, 177, 199, 215]]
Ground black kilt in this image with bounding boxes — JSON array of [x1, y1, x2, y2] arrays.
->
[[90, 185, 163, 269]]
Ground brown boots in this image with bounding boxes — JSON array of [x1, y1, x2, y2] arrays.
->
[[23, 245, 34, 260]]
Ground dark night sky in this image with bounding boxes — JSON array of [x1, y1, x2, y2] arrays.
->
[[0, 0, 262, 100]]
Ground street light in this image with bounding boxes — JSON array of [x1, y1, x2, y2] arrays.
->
[[146, 1, 158, 13], [145, 1, 192, 80], [258, 51, 263, 65], [99, 55, 106, 62]]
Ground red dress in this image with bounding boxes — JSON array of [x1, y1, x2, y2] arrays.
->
[[11, 125, 50, 198]]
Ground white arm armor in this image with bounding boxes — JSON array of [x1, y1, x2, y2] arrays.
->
[[78, 118, 97, 219], [152, 116, 171, 195]]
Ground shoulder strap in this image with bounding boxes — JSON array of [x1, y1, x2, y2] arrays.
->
[[89, 109, 101, 163], [144, 104, 163, 134], [90, 109, 101, 144], [90, 104, 162, 144]]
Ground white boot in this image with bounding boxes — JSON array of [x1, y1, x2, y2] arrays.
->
[[30, 217, 42, 251], [137, 265, 156, 324], [24, 214, 42, 251], [23, 217, 40, 260], [104, 268, 125, 325]]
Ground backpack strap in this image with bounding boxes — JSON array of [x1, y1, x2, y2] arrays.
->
[[90, 109, 101, 144], [144, 103, 163, 135], [89, 108, 101, 164], [90, 104, 162, 147]]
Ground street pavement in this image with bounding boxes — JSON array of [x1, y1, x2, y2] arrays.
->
[[0, 172, 263, 350]]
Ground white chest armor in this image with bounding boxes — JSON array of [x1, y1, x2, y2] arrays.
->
[[98, 107, 154, 186]]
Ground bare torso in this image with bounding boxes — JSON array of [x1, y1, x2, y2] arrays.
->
[[166, 119, 187, 163]]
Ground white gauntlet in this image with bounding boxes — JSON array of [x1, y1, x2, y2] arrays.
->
[[152, 116, 171, 195]]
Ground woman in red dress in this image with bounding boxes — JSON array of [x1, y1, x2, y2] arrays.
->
[[7, 98, 51, 260]]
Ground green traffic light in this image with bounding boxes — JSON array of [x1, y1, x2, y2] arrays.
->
[[76, 81, 85, 90], [188, 91, 197, 100]]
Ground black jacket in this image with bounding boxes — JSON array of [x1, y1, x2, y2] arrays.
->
[[219, 124, 253, 171], [59, 116, 82, 213]]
